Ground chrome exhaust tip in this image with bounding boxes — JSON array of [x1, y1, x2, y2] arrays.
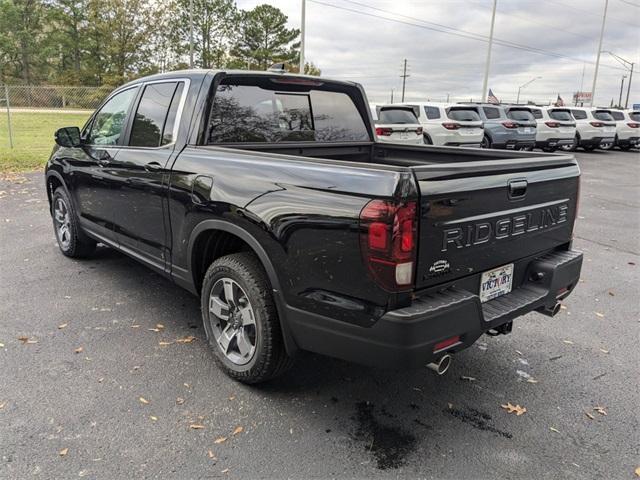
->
[[539, 302, 561, 317], [427, 354, 452, 376]]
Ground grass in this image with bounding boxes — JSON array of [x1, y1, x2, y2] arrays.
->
[[0, 110, 91, 172]]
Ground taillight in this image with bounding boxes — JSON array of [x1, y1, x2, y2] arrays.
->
[[359, 199, 417, 292], [375, 127, 392, 136], [545, 121, 560, 128], [627, 122, 640, 128], [442, 122, 460, 130], [416, 127, 423, 135], [501, 121, 518, 129], [590, 121, 604, 127]]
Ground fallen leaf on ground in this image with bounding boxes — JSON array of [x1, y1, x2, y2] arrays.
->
[[190, 424, 205, 430], [156, 324, 165, 330], [59, 448, 68, 456], [608, 291, 615, 296], [584, 411, 595, 420], [635, 466, 640, 477], [148, 328, 160, 333], [563, 340, 574, 345], [58, 323, 68, 329], [515, 350, 523, 355], [595, 312, 605, 318], [594, 406, 607, 416], [526, 378, 539, 384], [560, 304, 567, 310], [214, 436, 227, 444], [74, 347, 83, 354], [150, 416, 158, 421], [0, 342, 4, 347], [17, 336, 37, 344], [460, 376, 476, 381], [98, 377, 104, 383], [599, 348, 609, 354], [130, 325, 140, 328], [221, 469, 229, 474], [628, 262, 636, 266], [208, 450, 216, 459], [228, 395, 235, 401], [549, 427, 560, 433], [158, 341, 173, 346], [139, 397, 150, 405], [447, 402, 454, 410], [232, 426, 243, 435], [176, 336, 196, 343], [501, 402, 527, 416], [0, 402, 6, 409], [176, 397, 185, 405]]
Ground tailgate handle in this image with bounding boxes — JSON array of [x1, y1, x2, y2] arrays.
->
[[508, 179, 528, 199]]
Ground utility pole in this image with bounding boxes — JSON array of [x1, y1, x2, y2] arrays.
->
[[618, 75, 627, 108], [481, 0, 497, 102], [626, 63, 634, 109], [299, 0, 306, 73], [590, 0, 608, 107], [189, 0, 194, 68], [390, 89, 394, 104], [516, 76, 541, 104], [400, 59, 409, 102]]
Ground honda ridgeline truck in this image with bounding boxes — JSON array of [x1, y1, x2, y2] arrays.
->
[[45, 70, 583, 383]]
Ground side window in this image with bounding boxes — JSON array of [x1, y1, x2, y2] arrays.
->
[[531, 109, 543, 119], [610, 111, 624, 121], [424, 106, 441, 120], [571, 110, 587, 120], [483, 107, 500, 119], [129, 82, 184, 147], [88, 87, 138, 146]]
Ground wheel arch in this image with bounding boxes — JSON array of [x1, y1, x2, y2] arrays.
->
[[45, 170, 68, 208]]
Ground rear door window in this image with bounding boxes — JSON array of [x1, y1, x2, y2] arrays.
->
[[129, 82, 184, 147], [530, 108, 543, 119], [207, 82, 369, 143], [610, 111, 624, 121], [424, 106, 441, 119], [630, 112, 640, 122], [447, 108, 480, 121], [506, 109, 535, 121], [549, 109, 572, 121], [593, 110, 614, 121], [571, 110, 588, 120], [483, 107, 500, 119], [378, 108, 417, 124]]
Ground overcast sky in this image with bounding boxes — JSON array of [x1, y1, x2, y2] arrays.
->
[[236, 0, 640, 106]]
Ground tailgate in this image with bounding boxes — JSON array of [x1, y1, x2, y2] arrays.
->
[[412, 154, 580, 289]]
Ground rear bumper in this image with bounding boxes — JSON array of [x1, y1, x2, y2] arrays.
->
[[616, 136, 639, 147], [536, 138, 574, 149], [501, 139, 535, 150], [286, 249, 583, 369], [579, 136, 615, 147], [444, 141, 482, 148]]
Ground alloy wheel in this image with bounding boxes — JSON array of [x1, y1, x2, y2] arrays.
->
[[53, 198, 71, 250]]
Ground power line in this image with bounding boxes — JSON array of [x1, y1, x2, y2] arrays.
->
[[309, 0, 628, 72], [618, 0, 640, 7], [544, 0, 638, 27]]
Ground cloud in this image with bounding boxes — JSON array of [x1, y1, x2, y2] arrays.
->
[[237, 0, 639, 106]]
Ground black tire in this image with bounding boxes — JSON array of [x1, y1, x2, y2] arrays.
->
[[583, 145, 597, 151], [51, 187, 96, 258], [564, 135, 578, 152], [619, 145, 631, 151], [481, 135, 492, 149], [542, 147, 557, 152], [423, 133, 433, 145], [201, 252, 294, 384]]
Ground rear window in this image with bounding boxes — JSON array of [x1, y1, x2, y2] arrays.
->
[[610, 111, 624, 121], [207, 80, 369, 143], [424, 106, 441, 119], [630, 112, 640, 122], [549, 109, 572, 121], [593, 110, 614, 121], [483, 107, 501, 119], [378, 108, 417, 124], [447, 108, 480, 121], [506, 109, 535, 121], [530, 108, 543, 119], [571, 110, 588, 120]]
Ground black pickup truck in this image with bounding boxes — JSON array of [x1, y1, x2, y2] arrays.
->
[[45, 70, 583, 383]]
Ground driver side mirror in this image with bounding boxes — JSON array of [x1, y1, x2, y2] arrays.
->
[[55, 126, 81, 147]]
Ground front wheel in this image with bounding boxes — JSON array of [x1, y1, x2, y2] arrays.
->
[[51, 187, 96, 258], [480, 135, 492, 149], [201, 252, 294, 384]]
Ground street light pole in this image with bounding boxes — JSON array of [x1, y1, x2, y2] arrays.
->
[[189, 0, 194, 68], [299, 0, 306, 73], [590, 0, 608, 107], [618, 75, 627, 108], [481, 0, 497, 102], [516, 76, 542, 104], [625, 63, 634, 109], [602, 51, 635, 109]]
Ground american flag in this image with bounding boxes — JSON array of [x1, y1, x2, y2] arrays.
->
[[487, 89, 499, 104], [554, 94, 565, 107]]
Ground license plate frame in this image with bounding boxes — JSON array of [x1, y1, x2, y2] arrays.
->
[[479, 263, 514, 303]]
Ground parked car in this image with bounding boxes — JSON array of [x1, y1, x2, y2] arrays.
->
[[530, 106, 576, 152], [458, 103, 536, 150], [45, 70, 583, 384], [370, 104, 423, 144], [568, 107, 617, 151], [601, 109, 640, 151], [401, 102, 483, 147]]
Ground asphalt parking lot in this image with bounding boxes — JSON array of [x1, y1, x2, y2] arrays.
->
[[1, 149, 638, 479]]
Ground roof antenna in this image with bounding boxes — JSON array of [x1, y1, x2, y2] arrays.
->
[[268, 63, 287, 73]]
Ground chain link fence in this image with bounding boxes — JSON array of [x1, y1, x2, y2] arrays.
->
[[2, 85, 111, 111]]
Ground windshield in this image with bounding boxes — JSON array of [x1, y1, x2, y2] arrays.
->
[[207, 79, 370, 143], [593, 110, 614, 121], [378, 108, 417, 124], [507, 109, 535, 121], [549, 109, 572, 121], [447, 108, 481, 121]]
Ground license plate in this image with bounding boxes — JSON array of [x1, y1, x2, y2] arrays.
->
[[399, 132, 409, 139], [523, 127, 533, 134], [479, 263, 514, 303]]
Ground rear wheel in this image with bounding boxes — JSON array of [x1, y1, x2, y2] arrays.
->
[[51, 187, 96, 258], [542, 147, 557, 152], [563, 135, 578, 152], [583, 145, 597, 151], [423, 133, 433, 145], [619, 145, 631, 151], [201, 252, 294, 384], [480, 135, 492, 149]]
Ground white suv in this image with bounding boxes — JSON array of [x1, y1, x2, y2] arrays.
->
[[401, 102, 484, 147], [568, 107, 617, 151], [370, 104, 423, 145], [531, 107, 577, 151], [603, 109, 640, 151]]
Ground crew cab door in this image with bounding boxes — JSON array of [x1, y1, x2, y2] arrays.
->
[[71, 86, 139, 242], [109, 80, 188, 273]]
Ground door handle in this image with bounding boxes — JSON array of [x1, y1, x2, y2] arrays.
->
[[145, 161, 163, 172], [508, 179, 528, 199]]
